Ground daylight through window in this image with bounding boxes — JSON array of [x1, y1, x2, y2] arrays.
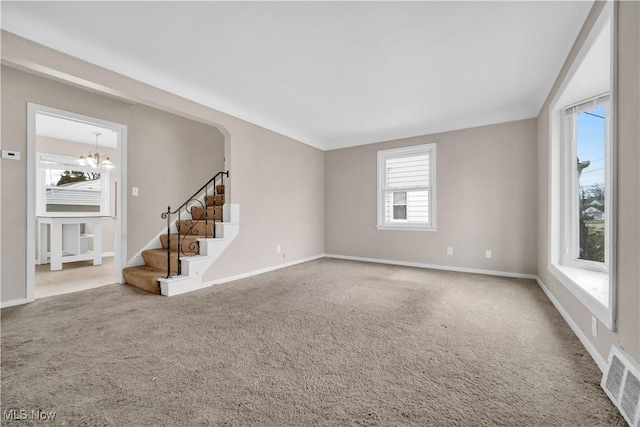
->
[[564, 95, 610, 270], [37, 153, 111, 215]]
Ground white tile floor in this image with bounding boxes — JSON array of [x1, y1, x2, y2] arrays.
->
[[35, 256, 117, 299]]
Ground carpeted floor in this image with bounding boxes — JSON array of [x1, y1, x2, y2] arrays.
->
[[1, 258, 624, 426]]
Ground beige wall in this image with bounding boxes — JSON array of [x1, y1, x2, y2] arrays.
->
[[1, 66, 225, 302], [325, 119, 538, 275], [537, 1, 639, 363], [203, 124, 325, 282], [36, 135, 117, 254], [1, 33, 325, 304], [125, 101, 225, 255]]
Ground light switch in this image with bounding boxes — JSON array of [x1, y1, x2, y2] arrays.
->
[[132, 187, 139, 196]]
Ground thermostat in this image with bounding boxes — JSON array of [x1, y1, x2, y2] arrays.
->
[[2, 150, 21, 160]]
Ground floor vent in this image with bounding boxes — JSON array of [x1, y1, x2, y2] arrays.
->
[[602, 346, 640, 426]]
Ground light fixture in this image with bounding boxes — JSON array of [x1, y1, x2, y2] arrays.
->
[[77, 132, 114, 169]]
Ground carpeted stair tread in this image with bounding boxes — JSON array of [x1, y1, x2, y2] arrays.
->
[[142, 248, 196, 275], [160, 234, 201, 252], [122, 265, 165, 295], [190, 206, 223, 221], [177, 220, 215, 237], [206, 194, 225, 207], [145, 247, 198, 259]]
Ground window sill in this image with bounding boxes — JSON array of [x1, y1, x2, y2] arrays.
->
[[549, 263, 611, 328], [376, 224, 437, 232]]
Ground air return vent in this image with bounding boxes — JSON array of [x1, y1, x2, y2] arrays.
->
[[601, 346, 640, 426]]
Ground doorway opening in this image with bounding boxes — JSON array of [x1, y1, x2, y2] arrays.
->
[[27, 104, 128, 300]]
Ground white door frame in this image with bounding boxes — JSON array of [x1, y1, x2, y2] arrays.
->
[[26, 103, 128, 301]]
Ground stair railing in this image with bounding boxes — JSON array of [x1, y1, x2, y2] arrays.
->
[[161, 170, 229, 278]]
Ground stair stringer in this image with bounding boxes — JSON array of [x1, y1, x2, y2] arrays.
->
[[158, 204, 239, 297]]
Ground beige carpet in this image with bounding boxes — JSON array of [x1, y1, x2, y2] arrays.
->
[[1, 258, 624, 426]]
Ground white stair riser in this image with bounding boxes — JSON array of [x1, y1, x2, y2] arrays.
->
[[159, 204, 239, 296]]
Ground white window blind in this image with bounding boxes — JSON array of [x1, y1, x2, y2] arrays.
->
[[46, 180, 102, 207], [377, 143, 436, 230], [384, 154, 430, 223]]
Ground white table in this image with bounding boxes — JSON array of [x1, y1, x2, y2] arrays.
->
[[37, 216, 105, 271]]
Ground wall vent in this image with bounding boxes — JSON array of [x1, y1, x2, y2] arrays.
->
[[601, 346, 640, 426]]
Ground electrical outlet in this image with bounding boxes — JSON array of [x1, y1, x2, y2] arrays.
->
[[276, 245, 281, 254], [485, 250, 492, 259], [592, 315, 598, 338], [132, 187, 139, 196], [447, 247, 453, 256]]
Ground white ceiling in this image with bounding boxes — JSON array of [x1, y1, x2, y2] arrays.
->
[[555, 20, 611, 110], [2, 1, 593, 151]]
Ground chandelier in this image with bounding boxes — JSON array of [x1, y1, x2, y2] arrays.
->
[[77, 132, 114, 169]]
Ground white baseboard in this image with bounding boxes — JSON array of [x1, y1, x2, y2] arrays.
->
[[1, 298, 30, 309], [536, 276, 607, 373], [325, 254, 538, 280], [211, 254, 326, 286], [161, 254, 326, 297]]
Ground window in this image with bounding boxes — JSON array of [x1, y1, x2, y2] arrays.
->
[[36, 153, 111, 216], [393, 192, 407, 220], [563, 95, 609, 271], [377, 143, 436, 231], [547, 1, 615, 329]]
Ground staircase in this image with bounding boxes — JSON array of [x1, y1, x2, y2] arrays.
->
[[123, 172, 236, 295]]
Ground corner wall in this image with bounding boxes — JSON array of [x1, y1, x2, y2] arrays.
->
[[1, 32, 325, 304], [325, 119, 538, 276], [1, 65, 225, 303], [536, 1, 639, 363]]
